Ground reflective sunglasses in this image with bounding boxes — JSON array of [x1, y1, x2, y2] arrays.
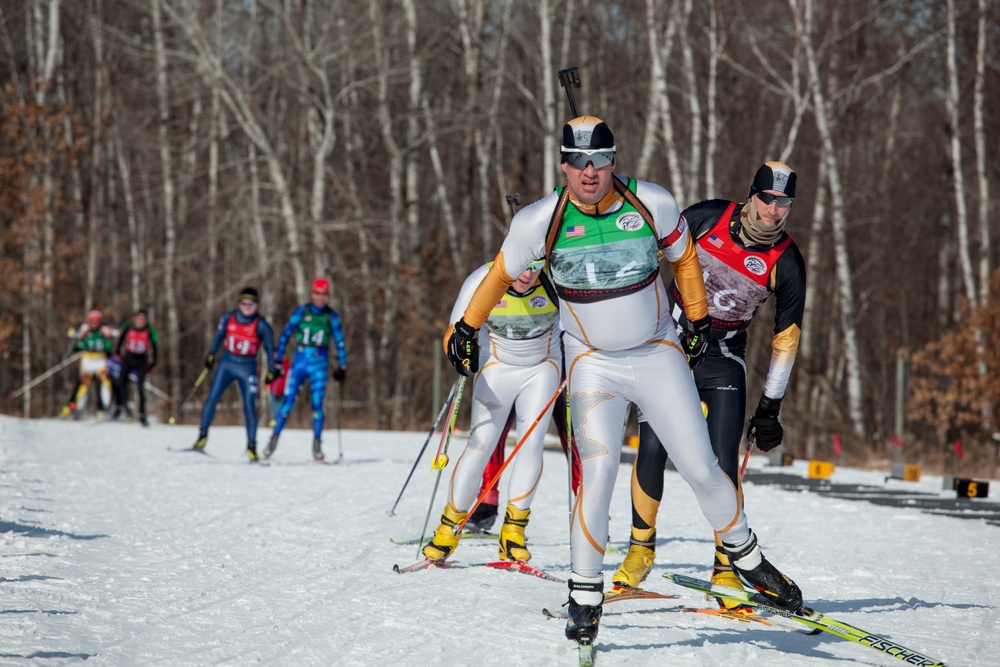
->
[[561, 148, 616, 170], [311, 290, 329, 296], [239, 300, 257, 308], [756, 192, 794, 207], [527, 258, 546, 271]]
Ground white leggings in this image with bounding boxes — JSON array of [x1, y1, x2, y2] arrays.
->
[[565, 330, 750, 577], [448, 356, 562, 512]]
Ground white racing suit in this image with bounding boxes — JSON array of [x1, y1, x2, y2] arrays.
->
[[459, 176, 750, 578], [445, 264, 562, 512]]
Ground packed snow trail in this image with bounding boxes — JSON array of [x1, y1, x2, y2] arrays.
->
[[0, 416, 995, 665]]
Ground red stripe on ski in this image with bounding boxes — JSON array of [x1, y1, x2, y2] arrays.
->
[[606, 585, 677, 603], [392, 558, 453, 574], [485, 560, 565, 583]]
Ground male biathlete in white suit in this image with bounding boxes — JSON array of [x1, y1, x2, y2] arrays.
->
[[444, 116, 805, 646]]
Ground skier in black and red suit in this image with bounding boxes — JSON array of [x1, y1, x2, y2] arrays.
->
[[612, 162, 807, 611]]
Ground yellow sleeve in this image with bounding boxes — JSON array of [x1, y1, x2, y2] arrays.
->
[[669, 236, 709, 321], [463, 252, 515, 327]]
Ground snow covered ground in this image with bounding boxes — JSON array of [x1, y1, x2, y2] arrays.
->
[[0, 414, 996, 666]]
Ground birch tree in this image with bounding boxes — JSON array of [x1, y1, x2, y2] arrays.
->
[[368, 0, 404, 425], [946, 0, 977, 309], [794, 0, 866, 439], [151, 0, 181, 401], [973, 0, 991, 306]]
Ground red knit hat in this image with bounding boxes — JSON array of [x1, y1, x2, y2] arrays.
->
[[311, 277, 331, 295]]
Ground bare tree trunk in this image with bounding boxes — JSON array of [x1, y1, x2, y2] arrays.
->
[[369, 0, 404, 426], [114, 129, 142, 307], [85, 1, 105, 311], [238, 3, 268, 291], [152, 0, 181, 403], [21, 247, 34, 417], [22, 0, 61, 413], [679, 0, 701, 202], [538, 0, 557, 194], [637, 0, 664, 179], [797, 0, 865, 439], [973, 0, 991, 305], [946, 0, 977, 309], [936, 216, 954, 329], [972, 0, 993, 430], [338, 13, 377, 426], [800, 158, 828, 459], [641, 1, 684, 202], [297, 1, 337, 279], [205, 0, 222, 333], [38, 0, 59, 392], [489, 0, 517, 222], [422, 95, 463, 273], [703, 1, 721, 198], [403, 0, 422, 256]]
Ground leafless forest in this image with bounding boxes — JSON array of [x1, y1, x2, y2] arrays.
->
[[1, 0, 998, 474]]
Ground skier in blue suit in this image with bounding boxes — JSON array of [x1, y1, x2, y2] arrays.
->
[[192, 287, 276, 461], [264, 277, 347, 461]]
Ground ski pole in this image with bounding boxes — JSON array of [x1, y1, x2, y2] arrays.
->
[[335, 381, 345, 464], [564, 381, 575, 527], [174, 368, 209, 420], [144, 381, 173, 403], [8, 351, 84, 399], [739, 433, 756, 483], [415, 373, 468, 557], [430, 374, 468, 471], [452, 377, 568, 536], [388, 380, 458, 516]]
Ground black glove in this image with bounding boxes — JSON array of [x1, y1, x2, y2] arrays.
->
[[747, 394, 783, 452], [446, 318, 480, 376], [264, 365, 283, 385], [332, 366, 346, 382], [682, 316, 712, 370], [204, 353, 216, 369]]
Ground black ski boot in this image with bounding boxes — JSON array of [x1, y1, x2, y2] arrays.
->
[[312, 438, 325, 461], [263, 434, 279, 459], [246, 440, 259, 462], [724, 531, 803, 612], [465, 502, 498, 533], [565, 574, 603, 644]]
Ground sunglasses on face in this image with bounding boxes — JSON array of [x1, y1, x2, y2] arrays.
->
[[561, 148, 616, 170], [312, 291, 329, 296], [756, 192, 794, 207], [239, 300, 257, 308]]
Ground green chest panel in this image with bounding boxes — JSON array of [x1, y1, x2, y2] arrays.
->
[[296, 311, 332, 347], [80, 330, 110, 353], [549, 184, 659, 302]]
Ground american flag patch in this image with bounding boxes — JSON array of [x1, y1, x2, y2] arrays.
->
[[708, 234, 723, 248], [566, 225, 585, 237]]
